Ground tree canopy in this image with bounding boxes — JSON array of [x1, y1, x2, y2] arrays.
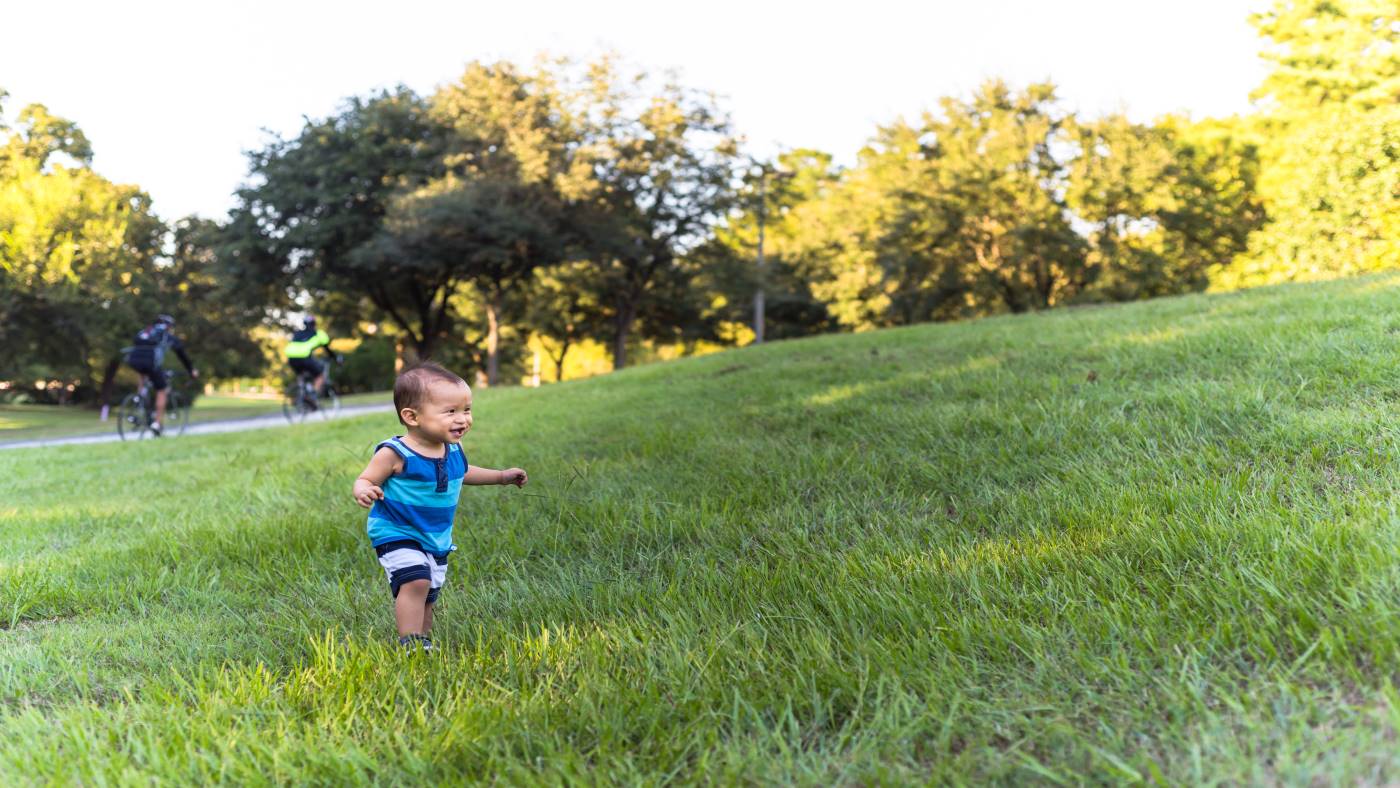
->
[[6, 1, 1397, 396], [0, 98, 263, 402]]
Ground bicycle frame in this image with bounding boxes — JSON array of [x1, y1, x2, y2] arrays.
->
[[117, 368, 186, 440]]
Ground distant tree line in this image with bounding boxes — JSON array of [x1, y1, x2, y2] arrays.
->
[[1, 0, 1395, 402], [0, 96, 266, 404], [222, 57, 736, 384]]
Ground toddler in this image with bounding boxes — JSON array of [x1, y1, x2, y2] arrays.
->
[[353, 361, 526, 651]]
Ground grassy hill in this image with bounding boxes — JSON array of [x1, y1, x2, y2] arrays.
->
[[5, 274, 1400, 782]]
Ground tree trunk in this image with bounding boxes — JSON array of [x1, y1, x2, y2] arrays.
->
[[611, 301, 637, 371], [396, 338, 415, 371], [98, 357, 121, 406], [552, 339, 571, 382], [484, 295, 500, 386], [399, 336, 428, 370]]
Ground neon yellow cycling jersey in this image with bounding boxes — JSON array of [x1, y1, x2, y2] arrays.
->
[[285, 328, 330, 359]]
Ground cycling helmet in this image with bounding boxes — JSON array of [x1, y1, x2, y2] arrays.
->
[[303, 316, 317, 330], [155, 313, 176, 327]]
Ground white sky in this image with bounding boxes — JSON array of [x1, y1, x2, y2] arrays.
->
[[1, 0, 1270, 221]]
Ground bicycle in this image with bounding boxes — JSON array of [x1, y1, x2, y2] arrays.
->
[[116, 369, 189, 441], [282, 361, 342, 423]]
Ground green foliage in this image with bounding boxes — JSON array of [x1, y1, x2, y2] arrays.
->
[[1235, 1, 1400, 286], [1250, 0, 1400, 112], [729, 83, 1267, 332], [9, 276, 1400, 779], [1226, 106, 1400, 286], [335, 335, 398, 393], [781, 81, 1091, 328], [1068, 114, 1264, 299], [229, 88, 450, 355], [918, 81, 1089, 314], [0, 126, 160, 397], [0, 103, 266, 401], [710, 150, 841, 339], [358, 62, 575, 383], [564, 58, 740, 367], [523, 261, 609, 380], [227, 58, 741, 380], [20, 0, 1392, 395], [161, 219, 274, 381], [0, 102, 92, 175], [226, 36, 1351, 374]]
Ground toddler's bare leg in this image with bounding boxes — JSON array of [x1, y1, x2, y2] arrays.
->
[[394, 579, 430, 635], [422, 602, 435, 635]]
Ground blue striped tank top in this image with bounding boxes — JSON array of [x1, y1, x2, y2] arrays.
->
[[366, 437, 468, 556]]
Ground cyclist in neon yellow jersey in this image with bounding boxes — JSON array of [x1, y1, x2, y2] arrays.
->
[[284, 316, 334, 399]]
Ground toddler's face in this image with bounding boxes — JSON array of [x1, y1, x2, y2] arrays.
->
[[407, 380, 473, 444]]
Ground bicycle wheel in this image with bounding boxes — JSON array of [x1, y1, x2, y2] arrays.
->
[[116, 394, 149, 441], [165, 392, 189, 436], [313, 385, 341, 420], [282, 385, 306, 424]]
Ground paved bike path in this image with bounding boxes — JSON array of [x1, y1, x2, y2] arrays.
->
[[0, 402, 394, 450]]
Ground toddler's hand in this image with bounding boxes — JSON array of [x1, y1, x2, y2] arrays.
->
[[501, 468, 528, 487], [354, 482, 384, 508]]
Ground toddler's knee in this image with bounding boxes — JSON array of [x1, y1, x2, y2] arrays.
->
[[393, 578, 431, 598]]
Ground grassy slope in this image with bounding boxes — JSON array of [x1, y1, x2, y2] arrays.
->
[[0, 392, 392, 443], [5, 275, 1400, 782]]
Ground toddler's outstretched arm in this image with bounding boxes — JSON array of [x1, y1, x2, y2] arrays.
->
[[354, 446, 402, 508], [466, 465, 528, 487]]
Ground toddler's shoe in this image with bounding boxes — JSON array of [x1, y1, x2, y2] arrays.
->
[[397, 634, 434, 653]]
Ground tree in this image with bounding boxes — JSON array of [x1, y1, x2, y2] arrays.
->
[[353, 175, 564, 384], [0, 101, 92, 176], [161, 218, 273, 378], [228, 88, 451, 361], [709, 150, 841, 340], [1250, 0, 1400, 113], [0, 101, 265, 402], [350, 61, 579, 385], [568, 60, 740, 368], [1151, 117, 1265, 291], [1066, 114, 1263, 299], [1233, 0, 1400, 285], [0, 114, 164, 399], [420, 61, 575, 384], [788, 81, 1089, 328], [927, 82, 1090, 313], [1225, 106, 1400, 286], [523, 261, 607, 381], [778, 142, 914, 330], [1066, 114, 1174, 298]]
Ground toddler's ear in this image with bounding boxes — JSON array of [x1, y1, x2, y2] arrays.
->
[[400, 407, 419, 426]]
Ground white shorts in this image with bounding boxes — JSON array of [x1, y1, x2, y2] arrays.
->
[[374, 540, 449, 604]]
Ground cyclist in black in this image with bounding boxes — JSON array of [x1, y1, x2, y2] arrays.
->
[[124, 313, 198, 435], [284, 316, 335, 404]]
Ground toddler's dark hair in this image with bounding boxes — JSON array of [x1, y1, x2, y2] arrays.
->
[[393, 361, 468, 425]]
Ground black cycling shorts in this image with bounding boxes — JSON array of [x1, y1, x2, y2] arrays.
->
[[128, 362, 168, 391], [289, 357, 324, 378]]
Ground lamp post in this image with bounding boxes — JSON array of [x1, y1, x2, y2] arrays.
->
[[750, 159, 791, 345], [754, 166, 768, 344]]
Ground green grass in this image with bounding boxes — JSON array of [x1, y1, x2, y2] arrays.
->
[[0, 392, 390, 442], [6, 274, 1400, 782]]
